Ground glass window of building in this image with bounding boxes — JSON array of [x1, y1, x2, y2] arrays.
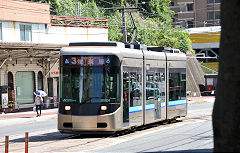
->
[[208, 12, 214, 20], [208, 0, 221, 3], [172, 17, 176, 23], [20, 24, 32, 41], [215, 11, 220, 19], [208, 0, 214, 3], [187, 3, 194, 11], [8, 72, 14, 90], [180, 20, 187, 28], [48, 78, 53, 97], [179, 4, 186, 12], [38, 71, 43, 90], [187, 21, 194, 28]]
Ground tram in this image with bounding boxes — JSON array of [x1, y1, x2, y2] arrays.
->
[[58, 42, 187, 134]]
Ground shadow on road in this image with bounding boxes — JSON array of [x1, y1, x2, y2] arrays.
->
[[9, 131, 73, 143], [8, 131, 113, 143], [158, 148, 213, 152]]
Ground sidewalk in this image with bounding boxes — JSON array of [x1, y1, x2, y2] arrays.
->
[[0, 96, 215, 119], [0, 108, 58, 127], [187, 96, 215, 104], [0, 108, 58, 119]]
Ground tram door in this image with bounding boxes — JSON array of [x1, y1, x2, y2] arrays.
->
[[146, 69, 164, 122], [123, 71, 129, 127], [123, 67, 143, 127]]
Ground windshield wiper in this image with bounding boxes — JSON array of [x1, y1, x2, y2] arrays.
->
[[82, 98, 92, 103]]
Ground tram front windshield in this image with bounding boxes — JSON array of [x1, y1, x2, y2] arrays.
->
[[61, 55, 120, 104]]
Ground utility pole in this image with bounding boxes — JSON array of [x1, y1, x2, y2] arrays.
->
[[130, 12, 137, 44], [122, 1, 127, 44], [77, 2, 81, 17], [213, 1, 215, 26], [194, 0, 197, 27]]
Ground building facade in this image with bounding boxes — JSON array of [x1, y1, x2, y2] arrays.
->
[[0, 0, 108, 110], [170, 0, 221, 28], [187, 26, 220, 61]]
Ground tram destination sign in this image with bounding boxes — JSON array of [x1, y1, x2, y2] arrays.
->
[[64, 56, 110, 66]]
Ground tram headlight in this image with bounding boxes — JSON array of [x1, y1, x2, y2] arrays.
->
[[65, 106, 71, 111], [101, 106, 107, 111]]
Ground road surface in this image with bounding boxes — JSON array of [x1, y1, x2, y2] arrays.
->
[[0, 100, 214, 152]]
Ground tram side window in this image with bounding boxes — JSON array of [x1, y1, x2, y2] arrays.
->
[[123, 72, 129, 104], [130, 72, 142, 107], [146, 71, 155, 101], [169, 68, 186, 101], [155, 71, 165, 101], [123, 67, 142, 107], [146, 68, 165, 103], [62, 68, 74, 101], [181, 73, 186, 98]]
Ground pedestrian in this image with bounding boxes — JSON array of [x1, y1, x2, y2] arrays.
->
[[34, 96, 43, 117]]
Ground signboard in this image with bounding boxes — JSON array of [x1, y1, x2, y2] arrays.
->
[[49, 62, 60, 77], [207, 78, 214, 85], [64, 56, 108, 66], [50, 71, 59, 77], [2, 93, 8, 108]]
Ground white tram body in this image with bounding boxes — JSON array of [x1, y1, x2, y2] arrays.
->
[[58, 42, 187, 134]]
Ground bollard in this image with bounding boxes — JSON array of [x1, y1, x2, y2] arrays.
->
[[5, 136, 9, 153], [3, 104, 5, 113], [25, 132, 29, 153]]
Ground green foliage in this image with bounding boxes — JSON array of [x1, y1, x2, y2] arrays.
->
[[24, 0, 192, 53], [107, 11, 123, 42]]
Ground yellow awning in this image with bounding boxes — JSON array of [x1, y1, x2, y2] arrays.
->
[[190, 33, 220, 44]]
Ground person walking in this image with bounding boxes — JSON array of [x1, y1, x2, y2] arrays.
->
[[34, 96, 43, 117]]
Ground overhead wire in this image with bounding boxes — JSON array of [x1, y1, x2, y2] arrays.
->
[[0, 0, 206, 42], [98, 0, 120, 7]]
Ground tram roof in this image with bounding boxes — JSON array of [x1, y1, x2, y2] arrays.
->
[[60, 45, 143, 59], [143, 50, 166, 61], [61, 42, 186, 61], [166, 52, 186, 61], [143, 51, 186, 61]]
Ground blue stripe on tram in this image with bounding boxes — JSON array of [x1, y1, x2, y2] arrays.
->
[[129, 106, 142, 113], [145, 104, 155, 111], [129, 104, 155, 113], [168, 100, 186, 107], [129, 100, 186, 113]]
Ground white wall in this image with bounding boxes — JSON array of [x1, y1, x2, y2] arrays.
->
[[0, 21, 108, 44], [44, 26, 108, 44]]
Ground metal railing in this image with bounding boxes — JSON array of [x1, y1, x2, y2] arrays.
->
[[200, 64, 218, 74], [0, 101, 20, 113]]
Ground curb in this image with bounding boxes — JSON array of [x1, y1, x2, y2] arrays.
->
[[187, 96, 215, 104], [0, 114, 57, 127], [0, 108, 58, 119]]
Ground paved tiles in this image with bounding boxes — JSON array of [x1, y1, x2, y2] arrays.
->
[[0, 108, 58, 119]]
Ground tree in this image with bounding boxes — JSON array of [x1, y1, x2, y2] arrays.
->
[[212, 1, 240, 151], [24, 0, 192, 53]]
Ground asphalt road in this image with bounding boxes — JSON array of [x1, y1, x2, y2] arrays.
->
[[0, 118, 57, 138], [91, 102, 214, 152], [93, 119, 213, 152], [0, 101, 214, 152]]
